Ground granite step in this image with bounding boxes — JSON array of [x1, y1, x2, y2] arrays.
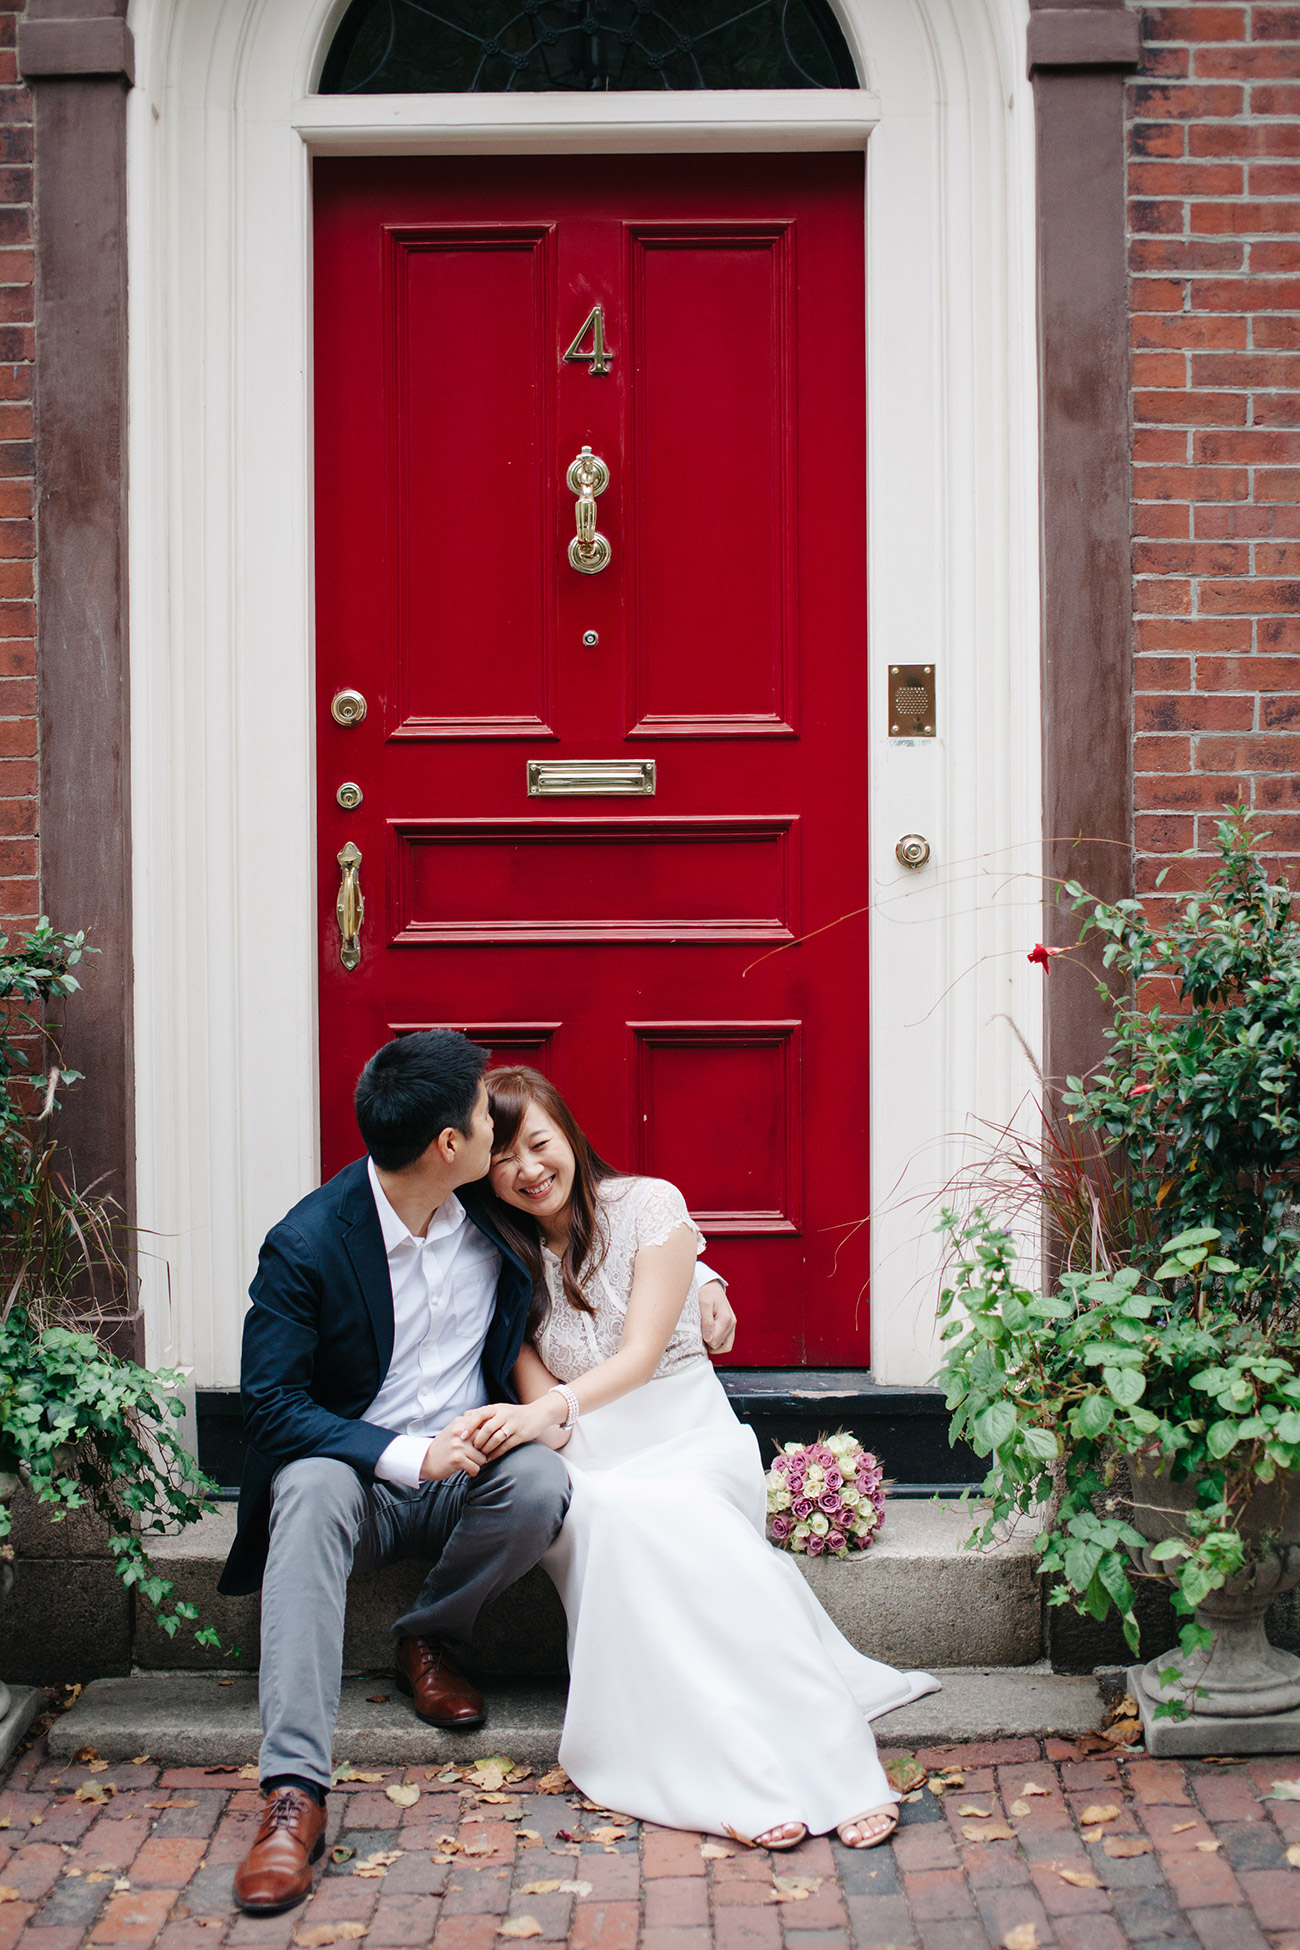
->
[[130, 1497, 1043, 1678], [46, 1665, 1106, 1768]]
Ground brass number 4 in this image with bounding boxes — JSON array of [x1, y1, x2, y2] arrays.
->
[[563, 303, 612, 376]]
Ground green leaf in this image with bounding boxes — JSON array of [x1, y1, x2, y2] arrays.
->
[[1164, 1226, 1222, 1249], [973, 1401, 1017, 1453], [1207, 1419, 1242, 1459], [1022, 1426, 1061, 1463], [1104, 1366, 1147, 1407], [1073, 1394, 1114, 1439]]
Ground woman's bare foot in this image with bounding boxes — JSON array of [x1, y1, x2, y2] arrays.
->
[[752, 1821, 808, 1851], [836, 1806, 898, 1849]]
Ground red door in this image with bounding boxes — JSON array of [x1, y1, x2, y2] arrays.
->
[[314, 155, 867, 1367]]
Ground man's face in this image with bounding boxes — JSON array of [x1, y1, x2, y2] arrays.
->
[[456, 1077, 495, 1183]]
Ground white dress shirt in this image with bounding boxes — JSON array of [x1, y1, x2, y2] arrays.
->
[[364, 1158, 502, 1488]]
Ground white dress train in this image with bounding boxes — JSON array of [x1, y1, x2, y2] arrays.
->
[[536, 1176, 938, 1840]]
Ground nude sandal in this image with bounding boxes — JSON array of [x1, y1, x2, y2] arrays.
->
[[836, 1807, 898, 1848], [725, 1821, 808, 1852]]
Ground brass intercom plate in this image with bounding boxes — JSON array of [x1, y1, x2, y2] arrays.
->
[[888, 665, 935, 738]]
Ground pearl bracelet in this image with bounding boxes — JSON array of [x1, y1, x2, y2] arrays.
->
[[548, 1383, 580, 1431]]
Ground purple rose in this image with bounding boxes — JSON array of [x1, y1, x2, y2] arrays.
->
[[818, 1490, 842, 1514], [806, 1533, 826, 1556], [787, 1471, 805, 1494], [770, 1513, 793, 1540], [812, 1444, 835, 1466], [792, 1497, 815, 1520], [827, 1529, 846, 1553], [824, 1466, 843, 1492], [771, 1456, 788, 1477]]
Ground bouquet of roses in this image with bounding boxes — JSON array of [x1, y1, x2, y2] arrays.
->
[[764, 1432, 886, 1557]]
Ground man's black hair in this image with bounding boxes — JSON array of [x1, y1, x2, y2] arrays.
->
[[354, 1030, 489, 1172]]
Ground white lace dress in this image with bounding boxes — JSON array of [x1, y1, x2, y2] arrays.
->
[[537, 1176, 933, 1839]]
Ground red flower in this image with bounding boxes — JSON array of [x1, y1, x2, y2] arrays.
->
[[1028, 943, 1064, 972]]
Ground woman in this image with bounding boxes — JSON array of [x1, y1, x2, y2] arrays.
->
[[473, 1066, 939, 1849]]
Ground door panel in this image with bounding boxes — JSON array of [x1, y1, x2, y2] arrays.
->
[[314, 154, 867, 1367]]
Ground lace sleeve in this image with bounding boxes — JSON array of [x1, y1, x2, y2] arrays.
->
[[632, 1178, 707, 1258]]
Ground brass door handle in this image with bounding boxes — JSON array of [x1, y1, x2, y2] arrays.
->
[[336, 841, 364, 970], [567, 445, 611, 574]]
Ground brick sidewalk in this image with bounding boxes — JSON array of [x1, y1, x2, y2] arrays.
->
[[2, 1735, 1299, 1950]]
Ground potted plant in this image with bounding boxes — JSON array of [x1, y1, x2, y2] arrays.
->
[[937, 809, 1300, 1751], [0, 920, 223, 1717]]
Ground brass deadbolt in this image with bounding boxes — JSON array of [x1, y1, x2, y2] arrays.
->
[[331, 688, 367, 727]]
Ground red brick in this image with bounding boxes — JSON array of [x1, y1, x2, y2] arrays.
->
[[432, 1921, 501, 1950], [892, 1824, 959, 1873], [710, 1912, 781, 1950], [1134, 426, 1191, 462], [1136, 693, 1255, 731], [1193, 350, 1300, 384], [1199, 503, 1300, 536], [1136, 616, 1251, 650], [1253, 84, 1300, 115], [1134, 314, 1247, 349], [125, 1839, 206, 1890], [1130, 239, 1245, 273], [1134, 501, 1191, 537], [1131, 162, 1244, 196], [88, 1890, 176, 1947], [901, 1869, 973, 1922], [641, 1829, 705, 1878], [1133, 464, 1248, 499], [0, 1906, 34, 1950], [1199, 653, 1300, 684], [1238, 1866, 1300, 1928], [1136, 387, 1249, 425], [1132, 352, 1189, 387], [1133, 541, 1248, 574], [1131, 120, 1187, 157], [1192, 276, 1300, 309], [1131, 84, 1246, 118], [1131, 276, 1189, 311], [1134, 576, 1193, 613], [1136, 812, 1197, 852], [1135, 771, 1245, 810], [1256, 466, 1300, 498], [1137, 735, 1194, 770], [644, 1880, 707, 1929], [1199, 577, 1300, 611]]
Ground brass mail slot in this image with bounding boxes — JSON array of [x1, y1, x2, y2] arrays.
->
[[527, 760, 657, 797]]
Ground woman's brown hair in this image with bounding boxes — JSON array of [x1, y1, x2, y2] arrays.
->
[[484, 1066, 621, 1320]]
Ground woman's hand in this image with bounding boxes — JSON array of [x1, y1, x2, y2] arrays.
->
[[472, 1392, 567, 1460]]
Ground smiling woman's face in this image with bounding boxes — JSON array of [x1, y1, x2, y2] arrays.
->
[[489, 1096, 577, 1235]]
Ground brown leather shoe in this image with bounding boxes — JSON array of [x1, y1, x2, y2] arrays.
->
[[394, 1634, 486, 1728], [232, 1785, 327, 1914]]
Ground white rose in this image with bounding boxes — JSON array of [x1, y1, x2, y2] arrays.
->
[[805, 1465, 825, 1489], [810, 1513, 830, 1536], [793, 1522, 811, 1540], [827, 1434, 854, 1458], [783, 1442, 802, 1456], [853, 1512, 878, 1535], [766, 1485, 792, 1512], [840, 1486, 861, 1509]]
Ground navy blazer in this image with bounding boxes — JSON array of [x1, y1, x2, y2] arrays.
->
[[218, 1156, 533, 1596]]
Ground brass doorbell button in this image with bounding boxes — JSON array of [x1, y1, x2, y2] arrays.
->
[[582, 630, 600, 647], [331, 688, 367, 726], [896, 834, 931, 870], [336, 782, 363, 811]]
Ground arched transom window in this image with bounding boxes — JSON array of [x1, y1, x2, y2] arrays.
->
[[318, 1, 860, 94]]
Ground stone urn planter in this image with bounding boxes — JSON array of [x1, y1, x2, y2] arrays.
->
[[1127, 1455, 1300, 1752]]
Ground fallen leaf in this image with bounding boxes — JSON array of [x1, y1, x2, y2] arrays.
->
[[64, 1869, 83, 1878], [365, 1696, 389, 1705], [1018, 1782, 1049, 1798], [85, 1874, 110, 1884], [1080, 1827, 1105, 1845], [962, 1823, 1016, 1842], [1080, 1804, 1121, 1826], [1170, 1822, 1196, 1833], [1201, 1757, 1237, 1766], [774, 1875, 821, 1899], [432, 1854, 454, 1865], [1002, 1926, 1039, 1950], [885, 1755, 926, 1794], [238, 1766, 259, 1781], [937, 1771, 966, 1786], [75, 1784, 111, 1805], [1287, 1843, 1300, 1868], [902, 1791, 923, 1804], [1195, 1840, 1222, 1853], [113, 1880, 131, 1893], [0, 1888, 22, 1903], [131, 1757, 151, 1767], [1055, 1868, 1102, 1890], [331, 1847, 355, 1865], [72, 1747, 100, 1764], [1103, 1837, 1152, 1859], [537, 1769, 571, 1794], [353, 1851, 402, 1878], [551, 1843, 581, 1857], [217, 1681, 235, 1687], [557, 1881, 592, 1898], [468, 1759, 514, 1792], [1265, 1777, 1300, 1801], [203, 1766, 238, 1775], [480, 1793, 514, 1805], [295, 1925, 369, 1946], [385, 1784, 420, 1809], [147, 1799, 197, 1810], [337, 1768, 386, 1785], [86, 1760, 110, 1775], [699, 1843, 732, 1859], [462, 1841, 493, 1858], [28, 1816, 42, 1827], [1009, 1800, 1031, 1818], [497, 1919, 543, 1939], [957, 1805, 992, 1819], [519, 1882, 562, 1896]]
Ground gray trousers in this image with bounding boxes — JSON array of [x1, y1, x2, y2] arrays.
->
[[258, 1445, 571, 1789]]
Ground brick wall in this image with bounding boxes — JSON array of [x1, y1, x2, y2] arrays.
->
[[0, 1, 32, 937], [1129, 2, 1300, 893]]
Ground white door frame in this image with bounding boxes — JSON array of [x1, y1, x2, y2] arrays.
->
[[126, 0, 1040, 1389]]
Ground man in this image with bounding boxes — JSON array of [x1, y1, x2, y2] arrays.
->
[[220, 1031, 736, 1914]]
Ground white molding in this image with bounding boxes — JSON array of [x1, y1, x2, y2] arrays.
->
[[291, 89, 880, 155], [126, 0, 1040, 1389]]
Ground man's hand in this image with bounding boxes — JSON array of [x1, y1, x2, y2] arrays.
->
[[699, 1278, 736, 1355], [419, 1406, 496, 1481]]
